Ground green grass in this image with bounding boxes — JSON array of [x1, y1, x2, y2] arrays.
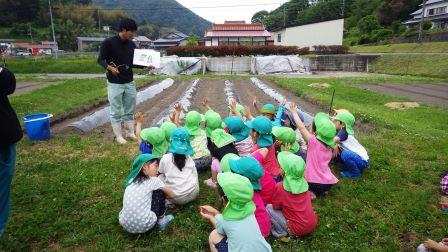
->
[[10, 76, 163, 123], [369, 54, 448, 78], [6, 57, 104, 74], [350, 42, 448, 53], [1, 75, 447, 250]]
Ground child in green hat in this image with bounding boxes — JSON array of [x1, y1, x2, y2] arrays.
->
[[246, 116, 281, 182], [287, 103, 338, 199], [228, 157, 272, 238], [204, 129, 239, 188], [252, 97, 284, 126], [159, 128, 200, 206], [224, 116, 254, 157], [119, 154, 175, 233], [139, 127, 169, 156], [173, 105, 211, 172], [266, 151, 318, 240], [199, 173, 272, 252], [332, 110, 370, 178], [272, 126, 306, 161]]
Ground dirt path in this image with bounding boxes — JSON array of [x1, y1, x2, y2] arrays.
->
[[231, 78, 277, 113], [360, 83, 448, 107], [13, 82, 62, 96], [258, 78, 323, 114], [54, 79, 193, 140], [189, 79, 229, 119]]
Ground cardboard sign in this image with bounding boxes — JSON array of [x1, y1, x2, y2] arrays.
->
[[133, 49, 160, 68]]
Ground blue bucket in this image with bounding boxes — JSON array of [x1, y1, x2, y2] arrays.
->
[[23, 113, 53, 141]]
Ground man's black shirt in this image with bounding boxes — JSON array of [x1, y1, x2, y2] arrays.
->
[[97, 35, 142, 84]]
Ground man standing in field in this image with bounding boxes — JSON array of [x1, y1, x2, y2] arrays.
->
[[97, 18, 141, 144]]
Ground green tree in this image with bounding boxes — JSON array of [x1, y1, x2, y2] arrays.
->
[[357, 15, 381, 34], [186, 34, 199, 46], [54, 3, 96, 50], [252, 10, 269, 24]]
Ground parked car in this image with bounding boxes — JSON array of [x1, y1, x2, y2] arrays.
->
[[16, 50, 31, 56]]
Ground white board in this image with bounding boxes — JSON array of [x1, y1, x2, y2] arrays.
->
[[133, 49, 160, 68]]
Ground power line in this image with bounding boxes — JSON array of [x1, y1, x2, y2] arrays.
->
[[52, 2, 286, 12]]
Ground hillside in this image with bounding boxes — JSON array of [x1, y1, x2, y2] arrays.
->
[[92, 0, 212, 35]]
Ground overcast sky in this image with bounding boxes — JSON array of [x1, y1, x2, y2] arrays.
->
[[176, 0, 289, 24]]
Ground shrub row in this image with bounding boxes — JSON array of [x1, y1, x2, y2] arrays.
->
[[312, 45, 349, 54], [166, 45, 310, 57]]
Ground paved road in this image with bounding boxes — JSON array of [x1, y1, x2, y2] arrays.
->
[[360, 83, 448, 107]]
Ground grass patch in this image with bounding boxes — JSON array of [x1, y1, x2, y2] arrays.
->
[[1, 75, 447, 250], [10, 76, 163, 122], [369, 54, 448, 78], [6, 57, 104, 74], [350, 42, 448, 53]]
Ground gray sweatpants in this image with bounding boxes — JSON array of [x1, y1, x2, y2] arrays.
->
[[266, 204, 289, 238]]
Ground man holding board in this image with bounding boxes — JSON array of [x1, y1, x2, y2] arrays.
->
[[97, 18, 159, 144]]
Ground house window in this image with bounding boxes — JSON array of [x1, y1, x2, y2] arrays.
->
[[435, 7, 447, 15], [277, 33, 281, 43], [428, 9, 434, 16]]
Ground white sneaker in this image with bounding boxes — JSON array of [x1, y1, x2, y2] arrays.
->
[[203, 178, 217, 188], [124, 120, 138, 141], [111, 123, 127, 144]]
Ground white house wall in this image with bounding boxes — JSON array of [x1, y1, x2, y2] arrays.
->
[[424, 2, 448, 17], [274, 19, 344, 48]]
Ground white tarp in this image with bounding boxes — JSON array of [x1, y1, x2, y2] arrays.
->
[[156, 56, 204, 75], [253, 55, 310, 74]]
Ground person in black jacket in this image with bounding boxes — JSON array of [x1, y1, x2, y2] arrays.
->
[[97, 18, 143, 144], [0, 67, 22, 237]]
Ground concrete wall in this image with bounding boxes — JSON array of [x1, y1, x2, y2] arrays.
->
[[308, 54, 379, 72], [274, 19, 344, 48]]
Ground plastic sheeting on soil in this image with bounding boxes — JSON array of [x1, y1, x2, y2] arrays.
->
[[224, 80, 239, 103], [250, 77, 314, 127], [68, 78, 175, 132], [253, 55, 310, 75], [155, 56, 204, 75], [151, 79, 201, 126]]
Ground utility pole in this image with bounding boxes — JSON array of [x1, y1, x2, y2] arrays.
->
[[418, 0, 428, 44], [48, 0, 58, 58], [341, 0, 345, 17], [97, 9, 101, 32], [28, 25, 33, 43], [283, 4, 287, 27]]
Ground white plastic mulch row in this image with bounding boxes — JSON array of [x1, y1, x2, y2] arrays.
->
[[69, 78, 175, 132], [249, 77, 314, 126], [151, 78, 201, 127], [224, 79, 239, 104]]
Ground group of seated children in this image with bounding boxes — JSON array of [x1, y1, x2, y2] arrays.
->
[[118, 96, 372, 251]]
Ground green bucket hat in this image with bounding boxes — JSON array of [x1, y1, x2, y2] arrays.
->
[[211, 129, 236, 148], [229, 157, 263, 191], [314, 112, 336, 148], [217, 172, 256, 221], [334, 111, 355, 136], [246, 116, 273, 147], [278, 151, 308, 194], [220, 153, 240, 172], [168, 128, 194, 156], [185, 111, 205, 136], [272, 126, 300, 153], [124, 154, 160, 188], [224, 116, 250, 142], [140, 127, 169, 156], [260, 104, 276, 115], [205, 110, 223, 138], [160, 122, 177, 141]]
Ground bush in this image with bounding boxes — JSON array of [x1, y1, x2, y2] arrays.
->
[[343, 37, 359, 46], [312, 45, 349, 54], [165, 45, 309, 57], [371, 28, 394, 43]]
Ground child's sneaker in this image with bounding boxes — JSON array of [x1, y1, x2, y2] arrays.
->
[[203, 178, 217, 188], [158, 215, 174, 230]]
